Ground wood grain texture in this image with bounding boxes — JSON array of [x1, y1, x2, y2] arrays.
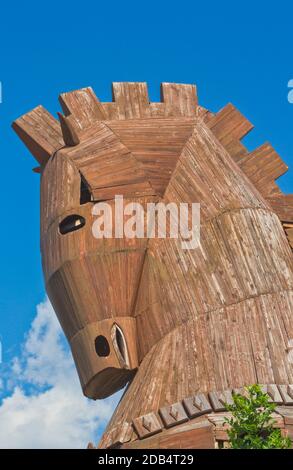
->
[[70, 317, 138, 399], [59, 87, 106, 130], [12, 105, 64, 165], [112, 82, 151, 119], [267, 194, 293, 223], [206, 103, 253, 163], [239, 143, 288, 198], [59, 121, 156, 199], [105, 118, 195, 194], [13, 82, 293, 449], [160, 83, 198, 117]]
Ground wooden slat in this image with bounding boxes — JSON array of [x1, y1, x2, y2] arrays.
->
[[161, 83, 198, 117], [40, 152, 81, 234], [164, 122, 267, 222], [112, 82, 151, 119], [98, 423, 133, 449], [101, 102, 119, 120], [149, 102, 166, 117], [206, 103, 253, 163], [12, 105, 64, 165], [46, 249, 146, 339], [41, 197, 151, 281], [197, 106, 214, 123], [106, 117, 195, 195], [62, 121, 155, 196], [59, 87, 106, 130], [266, 194, 293, 223], [240, 143, 288, 198], [285, 227, 293, 249], [91, 182, 155, 201]]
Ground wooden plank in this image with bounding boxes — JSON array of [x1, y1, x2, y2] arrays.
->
[[207, 412, 231, 441], [161, 83, 198, 117], [285, 227, 293, 249], [40, 152, 81, 234], [266, 194, 293, 223], [112, 82, 151, 119], [259, 384, 284, 404], [149, 102, 166, 117], [59, 87, 106, 130], [206, 103, 253, 162], [106, 117, 195, 195], [276, 406, 293, 425], [98, 422, 133, 449], [62, 121, 156, 196], [165, 122, 266, 223], [240, 143, 288, 198], [122, 421, 215, 449], [91, 182, 155, 201], [12, 105, 64, 165], [278, 385, 293, 405], [46, 250, 147, 336], [101, 102, 119, 120]]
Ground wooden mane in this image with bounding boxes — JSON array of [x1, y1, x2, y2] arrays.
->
[[12, 83, 293, 246]]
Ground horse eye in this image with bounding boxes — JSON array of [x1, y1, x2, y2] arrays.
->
[[59, 214, 86, 235]]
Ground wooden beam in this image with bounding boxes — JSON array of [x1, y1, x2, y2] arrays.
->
[[160, 82, 198, 117], [266, 194, 293, 223], [112, 82, 151, 119], [12, 105, 64, 165], [59, 87, 106, 130], [240, 143, 288, 198], [57, 112, 80, 146]]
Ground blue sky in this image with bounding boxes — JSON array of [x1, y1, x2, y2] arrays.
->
[[0, 0, 292, 447]]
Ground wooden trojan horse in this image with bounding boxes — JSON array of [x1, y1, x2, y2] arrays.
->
[[13, 83, 293, 448]]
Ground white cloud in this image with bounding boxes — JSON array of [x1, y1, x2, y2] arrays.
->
[[0, 298, 121, 449]]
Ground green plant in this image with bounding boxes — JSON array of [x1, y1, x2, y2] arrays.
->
[[225, 384, 291, 449]]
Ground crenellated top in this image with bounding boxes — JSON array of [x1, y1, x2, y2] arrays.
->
[[12, 82, 293, 247], [12, 83, 197, 166]]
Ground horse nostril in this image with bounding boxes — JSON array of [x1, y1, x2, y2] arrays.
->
[[94, 335, 110, 357], [59, 214, 86, 235]]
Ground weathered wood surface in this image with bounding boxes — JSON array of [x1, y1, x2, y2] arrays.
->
[[13, 82, 293, 448], [96, 384, 293, 449], [12, 106, 64, 165]]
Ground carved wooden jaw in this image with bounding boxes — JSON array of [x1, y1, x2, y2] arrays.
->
[[12, 83, 293, 409]]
